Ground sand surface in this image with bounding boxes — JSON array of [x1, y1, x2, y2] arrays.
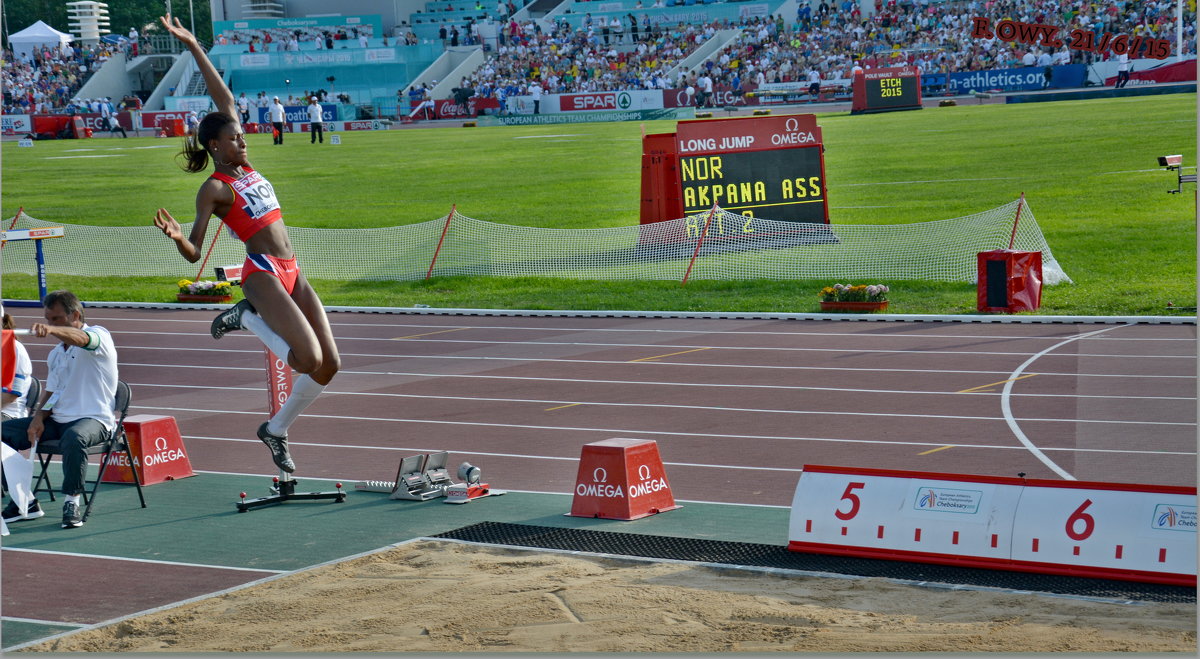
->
[[25, 540, 1197, 653]]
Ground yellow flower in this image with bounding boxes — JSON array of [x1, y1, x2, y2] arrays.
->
[[177, 279, 193, 288]]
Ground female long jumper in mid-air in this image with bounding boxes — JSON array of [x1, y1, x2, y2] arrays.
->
[[153, 14, 340, 474]]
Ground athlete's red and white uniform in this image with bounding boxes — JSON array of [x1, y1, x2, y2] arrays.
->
[[210, 167, 300, 294]]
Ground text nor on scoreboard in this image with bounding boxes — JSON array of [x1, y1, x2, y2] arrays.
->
[[788, 464, 1196, 586], [640, 114, 829, 225], [851, 66, 923, 115]]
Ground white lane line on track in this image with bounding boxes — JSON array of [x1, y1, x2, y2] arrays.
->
[[177, 433, 1195, 458], [0, 547, 285, 574], [131, 380, 1195, 403], [104, 349, 1197, 380], [92, 333, 1196, 359], [129, 400, 1190, 427], [0, 616, 82, 626], [1000, 324, 1133, 480], [66, 315, 1198, 341], [119, 367, 1197, 423]]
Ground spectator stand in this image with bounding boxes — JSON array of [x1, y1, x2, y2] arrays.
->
[[211, 19, 443, 113]]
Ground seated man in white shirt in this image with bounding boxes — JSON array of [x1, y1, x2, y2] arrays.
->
[[2, 290, 119, 529]]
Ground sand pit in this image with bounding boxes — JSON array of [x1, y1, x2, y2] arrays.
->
[[24, 540, 1196, 653]]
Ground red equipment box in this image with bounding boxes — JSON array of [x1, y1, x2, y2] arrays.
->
[[977, 249, 1042, 313]]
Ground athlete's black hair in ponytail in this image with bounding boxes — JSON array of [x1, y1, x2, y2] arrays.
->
[[177, 112, 237, 173]]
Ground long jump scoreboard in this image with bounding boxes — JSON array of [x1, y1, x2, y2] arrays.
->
[[640, 114, 829, 224], [851, 65, 923, 114]]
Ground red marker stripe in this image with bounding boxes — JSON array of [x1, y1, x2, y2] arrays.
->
[[1159, 548, 1167, 563], [1072, 546, 1080, 556], [805, 520, 812, 533], [914, 528, 922, 542], [1032, 538, 1039, 552], [841, 526, 848, 536], [990, 534, 998, 548], [1115, 545, 1123, 559], [877, 525, 885, 539]]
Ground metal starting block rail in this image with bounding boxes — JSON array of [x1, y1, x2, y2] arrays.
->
[[237, 474, 347, 512], [354, 454, 505, 504]]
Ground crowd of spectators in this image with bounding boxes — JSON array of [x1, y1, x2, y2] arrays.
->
[[454, 16, 728, 105], [212, 24, 420, 51], [447, 0, 1195, 104], [1, 41, 115, 115]]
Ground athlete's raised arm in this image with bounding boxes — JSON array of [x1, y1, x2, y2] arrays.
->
[[160, 14, 237, 119]]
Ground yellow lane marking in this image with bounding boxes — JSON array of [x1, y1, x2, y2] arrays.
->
[[628, 347, 714, 363], [957, 373, 1038, 394], [391, 327, 470, 340], [545, 403, 582, 412], [918, 445, 955, 456]]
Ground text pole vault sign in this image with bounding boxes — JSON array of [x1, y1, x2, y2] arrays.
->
[[851, 66, 923, 115], [639, 114, 829, 224]]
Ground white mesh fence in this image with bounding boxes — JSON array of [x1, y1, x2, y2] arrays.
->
[[2, 198, 1070, 285]]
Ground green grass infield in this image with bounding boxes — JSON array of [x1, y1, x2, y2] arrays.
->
[[2, 94, 1195, 315]]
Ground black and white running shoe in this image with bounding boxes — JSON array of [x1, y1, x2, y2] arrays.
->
[[210, 299, 255, 339], [257, 422, 295, 473]]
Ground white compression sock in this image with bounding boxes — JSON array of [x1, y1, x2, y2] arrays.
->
[[266, 373, 326, 436], [241, 310, 293, 362]]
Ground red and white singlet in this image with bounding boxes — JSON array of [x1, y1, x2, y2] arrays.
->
[[210, 167, 282, 242]]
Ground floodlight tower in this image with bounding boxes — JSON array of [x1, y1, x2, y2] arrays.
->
[[67, 1, 111, 45]]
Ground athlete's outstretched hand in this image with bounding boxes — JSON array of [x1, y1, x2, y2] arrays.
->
[[159, 14, 199, 48], [154, 208, 184, 242]]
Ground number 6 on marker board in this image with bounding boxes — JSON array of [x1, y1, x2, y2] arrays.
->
[[1065, 499, 1095, 541]]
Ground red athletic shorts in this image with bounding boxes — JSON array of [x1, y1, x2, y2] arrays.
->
[[243, 254, 300, 294]]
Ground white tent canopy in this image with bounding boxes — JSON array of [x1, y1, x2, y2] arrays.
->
[[9, 20, 74, 61]]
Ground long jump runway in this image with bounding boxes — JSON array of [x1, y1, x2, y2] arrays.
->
[[10, 306, 1196, 500], [2, 306, 1195, 648]]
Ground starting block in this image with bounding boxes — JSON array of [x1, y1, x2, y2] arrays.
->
[[355, 455, 505, 503], [354, 451, 452, 500], [444, 462, 505, 504]]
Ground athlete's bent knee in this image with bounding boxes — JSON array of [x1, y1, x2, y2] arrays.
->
[[290, 347, 323, 375]]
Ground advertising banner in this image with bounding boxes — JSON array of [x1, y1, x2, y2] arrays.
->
[[1105, 58, 1196, 85], [292, 119, 394, 131], [214, 14, 383, 37], [663, 85, 760, 108], [430, 97, 501, 119], [479, 108, 691, 126], [556, 90, 664, 113], [256, 103, 337, 124], [138, 110, 191, 130], [2, 114, 32, 135], [924, 64, 1086, 93]]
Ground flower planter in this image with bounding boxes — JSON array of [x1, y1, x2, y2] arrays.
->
[[177, 294, 234, 303], [820, 300, 889, 313]]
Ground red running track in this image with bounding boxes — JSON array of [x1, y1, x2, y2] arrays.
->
[[8, 307, 1195, 507]]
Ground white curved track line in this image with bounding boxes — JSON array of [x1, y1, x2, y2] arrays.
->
[[1001, 324, 1132, 480]]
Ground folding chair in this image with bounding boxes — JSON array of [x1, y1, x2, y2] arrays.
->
[[33, 380, 145, 522]]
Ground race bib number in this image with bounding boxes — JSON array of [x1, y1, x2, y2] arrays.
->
[[232, 171, 281, 219]]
